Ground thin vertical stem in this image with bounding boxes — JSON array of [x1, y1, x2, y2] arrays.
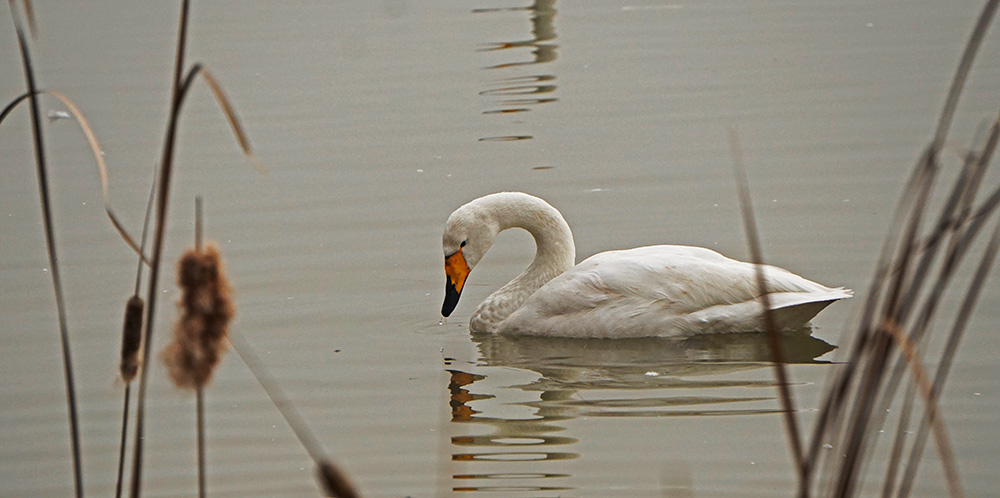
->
[[727, 128, 805, 477], [14, 24, 84, 498], [197, 387, 206, 498], [114, 386, 131, 498], [195, 195, 205, 498], [196, 196, 203, 250], [129, 1, 192, 496]]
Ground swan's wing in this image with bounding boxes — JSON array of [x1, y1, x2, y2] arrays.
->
[[586, 245, 850, 304], [500, 245, 851, 337]]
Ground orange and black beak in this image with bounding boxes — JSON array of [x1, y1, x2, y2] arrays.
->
[[442, 249, 470, 317]]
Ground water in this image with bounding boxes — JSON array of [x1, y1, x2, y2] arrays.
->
[[1, 1, 999, 496]]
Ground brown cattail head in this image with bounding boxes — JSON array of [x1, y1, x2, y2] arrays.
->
[[316, 459, 360, 498], [119, 295, 145, 382], [160, 243, 234, 389]]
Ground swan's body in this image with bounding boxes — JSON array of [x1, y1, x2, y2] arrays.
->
[[441, 192, 851, 338]]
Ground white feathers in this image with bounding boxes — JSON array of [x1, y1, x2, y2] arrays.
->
[[443, 192, 851, 338]]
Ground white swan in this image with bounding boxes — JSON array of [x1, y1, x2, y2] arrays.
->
[[441, 192, 851, 338]]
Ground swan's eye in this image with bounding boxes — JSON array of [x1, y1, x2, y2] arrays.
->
[[460, 240, 467, 248]]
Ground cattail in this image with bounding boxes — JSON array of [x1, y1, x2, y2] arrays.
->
[[118, 295, 145, 382], [316, 459, 360, 498], [161, 243, 234, 389]]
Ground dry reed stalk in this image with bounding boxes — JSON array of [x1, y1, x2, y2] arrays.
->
[[128, 0, 261, 492], [727, 127, 805, 476], [5, 0, 36, 37], [880, 320, 962, 497], [3, 14, 155, 498], [869, 123, 999, 497], [114, 173, 157, 498], [317, 460, 361, 498], [128, 1, 193, 492], [0, 90, 149, 263], [799, 2, 1000, 496], [4, 7, 83, 496], [226, 328, 361, 496], [893, 214, 1000, 498]]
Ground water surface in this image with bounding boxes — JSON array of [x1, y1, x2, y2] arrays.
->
[[1, 1, 999, 496]]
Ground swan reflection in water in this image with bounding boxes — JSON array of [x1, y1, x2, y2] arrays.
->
[[444, 329, 835, 493]]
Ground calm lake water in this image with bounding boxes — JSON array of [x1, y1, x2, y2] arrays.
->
[[2, 1, 999, 496]]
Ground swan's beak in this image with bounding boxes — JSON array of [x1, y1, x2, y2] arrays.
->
[[442, 249, 470, 317]]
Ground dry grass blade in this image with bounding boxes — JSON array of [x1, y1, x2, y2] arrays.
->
[[0, 91, 148, 263], [803, 154, 938, 484], [862, 143, 991, 496], [804, 3, 1000, 495], [853, 140, 988, 465], [227, 330, 361, 495], [831, 144, 937, 498], [895, 218, 1000, 498], [45, 90, 149, 263], [0, 90, 31, 123], [854, 102, 1000, 498], [880, 321, 963, 498], [727, 128, 805, 476], [183, 65, 265, 174], [930, 0, 999, 147]]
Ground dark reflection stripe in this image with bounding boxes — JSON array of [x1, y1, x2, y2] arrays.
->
[[451, 434, 577, 446], [478, 136, 532, 142], [452, 451, 578, 462], [480, 85, 557, 96], [454, 485, 574, 492], [582, 407, 784, 418], [562, 395, 773, 408], [482, 108, 529, 114], [475, 0, 558, 140], [455, 472, 570, 479]]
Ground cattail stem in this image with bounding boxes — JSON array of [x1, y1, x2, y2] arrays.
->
[[134, 169, 158, 295], [129, 1, 192, 495], [195, 196, 203, 250], [197, 387, 207, 498], [195, 197, 206, 498], [114, 385, 131, 498], [114, 160, 155, 498]]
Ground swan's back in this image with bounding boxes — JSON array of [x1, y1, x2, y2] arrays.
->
[[499, 245, 851, 338]]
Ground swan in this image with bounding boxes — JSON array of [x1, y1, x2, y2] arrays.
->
[[441, 192, 851, 338]]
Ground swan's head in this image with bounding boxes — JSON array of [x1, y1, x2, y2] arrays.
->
[[441, 201, 499, 317]]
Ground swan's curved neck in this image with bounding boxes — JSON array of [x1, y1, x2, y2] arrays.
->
[[497, 196, 574, 268], [470, 193, 576, 333]]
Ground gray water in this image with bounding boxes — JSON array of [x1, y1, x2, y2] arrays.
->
[[1, 1, 999, 496]]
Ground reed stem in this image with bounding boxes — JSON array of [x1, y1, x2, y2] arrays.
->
[[727, 128, 805, 476], [197, 387, 207, 498], [129, 1, 192, 496], [114, 386, 131, 498], [12, 19, 84, 498], [195, 195, 206, 498]]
